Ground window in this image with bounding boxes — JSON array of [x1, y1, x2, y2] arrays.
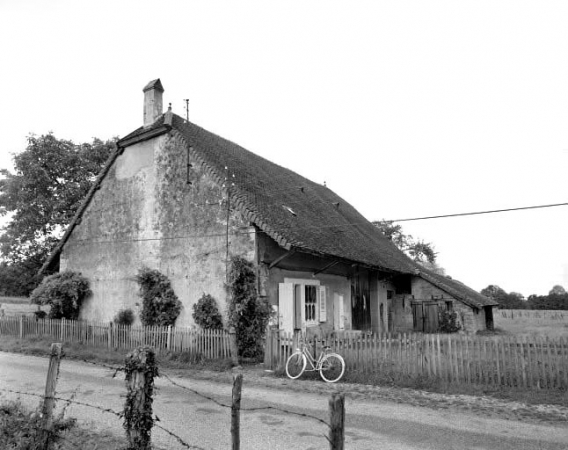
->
[[445, 301, 453, 311], [305, 285, 317, 324]]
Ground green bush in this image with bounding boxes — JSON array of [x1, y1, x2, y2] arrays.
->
[[438, 310, 461, 333], [29, 271, 91, 320], [192, 293, 223, 330], [114, 308, 135, 326], [227, 256, 273, 359], [135, 267, 182, 327]]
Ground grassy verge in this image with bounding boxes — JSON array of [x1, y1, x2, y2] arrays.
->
[[0, 399, 128, 450]]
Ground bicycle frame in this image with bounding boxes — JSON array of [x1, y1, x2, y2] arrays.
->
[[297, 342, 328, 372]]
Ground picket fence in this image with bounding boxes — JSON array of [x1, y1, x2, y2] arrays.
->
[[0, 316, 233, 359], [265, 330, 568, 390]]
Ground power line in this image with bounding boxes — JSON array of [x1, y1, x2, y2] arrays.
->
[[389, 202, 568, 223]]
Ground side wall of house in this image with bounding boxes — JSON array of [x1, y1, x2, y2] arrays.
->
[[60, 132, 254, 326]]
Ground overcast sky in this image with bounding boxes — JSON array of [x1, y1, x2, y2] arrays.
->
[[1, 0, 567, 297]]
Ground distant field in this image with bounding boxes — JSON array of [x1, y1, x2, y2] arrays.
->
[[0, 296, 46, 317], [494, 309, 568, 339]]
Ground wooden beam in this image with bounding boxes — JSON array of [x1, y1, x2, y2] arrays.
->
[[268, 249, 296, 269], [312, 260, 340, 276]]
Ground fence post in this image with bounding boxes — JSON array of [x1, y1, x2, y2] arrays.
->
[[231, 373, 243, 450], [166, 325, 172, 351], [108, 322, 113, 349], [229, 326, 240, 367], [19, 315, 24, 339], [41, 343, 63, 449], [328, 393, 345, 450], [60, 318, 65, 341], [124, 346, 158, 450]]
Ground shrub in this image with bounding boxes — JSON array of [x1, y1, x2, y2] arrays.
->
[[29, 271, 91, 320], [135, 267, 182, 326], [192, 293, 223, 330], [0, 400, 76, 449], [114, 308, 135, 326], [227, 256, 273, 358], [438, 310, 461, 333]]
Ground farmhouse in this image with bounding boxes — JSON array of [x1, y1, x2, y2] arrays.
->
[[42, 79, 497, 334]]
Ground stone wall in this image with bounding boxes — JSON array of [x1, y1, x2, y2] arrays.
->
[[61, 132, 254, 326]]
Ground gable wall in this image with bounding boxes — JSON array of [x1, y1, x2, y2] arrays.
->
[[60, 132, 254, 326]]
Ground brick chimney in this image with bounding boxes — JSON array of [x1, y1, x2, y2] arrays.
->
[[143, 79, 164, 127]]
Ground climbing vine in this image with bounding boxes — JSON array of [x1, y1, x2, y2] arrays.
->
[[226, 256, 273, 358]]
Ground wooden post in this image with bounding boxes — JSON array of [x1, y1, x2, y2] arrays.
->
[[231, 373, 243, 450], [41, 343, 63, 449], [229, 326, 240, 367], [166, 325, 172, 351], [19, 315, 24, 339], [328, 393, 345, 450], [108, 322, 113, 349], [124, 347, 158, 450]]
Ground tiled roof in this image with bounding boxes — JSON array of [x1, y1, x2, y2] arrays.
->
[[417, 268, 499, 308], [170, 114, 415, 274], [41, 112, 496, 309]]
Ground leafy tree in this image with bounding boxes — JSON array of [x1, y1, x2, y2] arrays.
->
[[0, 133, 115, 294], [373, 220, 437, 264], [549, 285, 566, 296], [527, 293, 568, 310], [30, 270, 91, 319], [480, 285, 527, 309], [135, 267, 182, 326]]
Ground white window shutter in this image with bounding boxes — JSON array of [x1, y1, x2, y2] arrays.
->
[[319, 286, 327, 322], [278, 283, 294, 333]]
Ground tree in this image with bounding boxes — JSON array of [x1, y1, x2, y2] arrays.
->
[[480, 285, 526, 309], [373, 220, 437, 264], [549, 285, 566, 296], [0, 133, 115, 294]]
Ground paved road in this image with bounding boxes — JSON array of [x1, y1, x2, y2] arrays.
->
[[0, 351, 566, 449]]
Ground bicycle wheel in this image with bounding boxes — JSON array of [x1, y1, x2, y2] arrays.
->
[[319, 353, 345, 383], [285, 351, 307, 379]]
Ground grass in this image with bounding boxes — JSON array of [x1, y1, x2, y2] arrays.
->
[[493, 313, 568, 339], [0, 398, 127, 450]]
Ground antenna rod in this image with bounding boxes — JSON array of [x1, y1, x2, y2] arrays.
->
[[184, 99, 189, 121]]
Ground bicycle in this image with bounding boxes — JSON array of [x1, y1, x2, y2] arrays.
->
[[285, 338, 345, 383]]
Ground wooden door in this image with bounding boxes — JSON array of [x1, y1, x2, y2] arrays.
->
[[424, 303, 439, 332]]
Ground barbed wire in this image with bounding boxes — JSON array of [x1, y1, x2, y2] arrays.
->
[[1, 386, 197, 450], [160, 372, 330, 429]]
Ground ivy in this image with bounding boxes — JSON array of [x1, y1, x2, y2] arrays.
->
[[123, 346, 159, 450], [192, 293, 223, 330], [135, 267, 182, 327], [29, 270, 91, 319], [438, 310, 461, 333], [226, 256, 273, 359]]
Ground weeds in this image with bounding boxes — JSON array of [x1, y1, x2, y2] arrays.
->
[[0, 400, 75, 449]]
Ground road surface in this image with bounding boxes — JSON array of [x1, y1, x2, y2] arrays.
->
[[0, 351, 566, 449]]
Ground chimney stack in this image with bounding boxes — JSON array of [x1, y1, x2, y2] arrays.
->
[[143, 79, 164, 127]]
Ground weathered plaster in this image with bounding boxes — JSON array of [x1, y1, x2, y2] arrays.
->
[[61, 132, 254, 326]]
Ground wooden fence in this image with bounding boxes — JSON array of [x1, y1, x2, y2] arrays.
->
[[264, 330, 568, 390], [498, 309, 567, 320], [0, 316, 233, 360]]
